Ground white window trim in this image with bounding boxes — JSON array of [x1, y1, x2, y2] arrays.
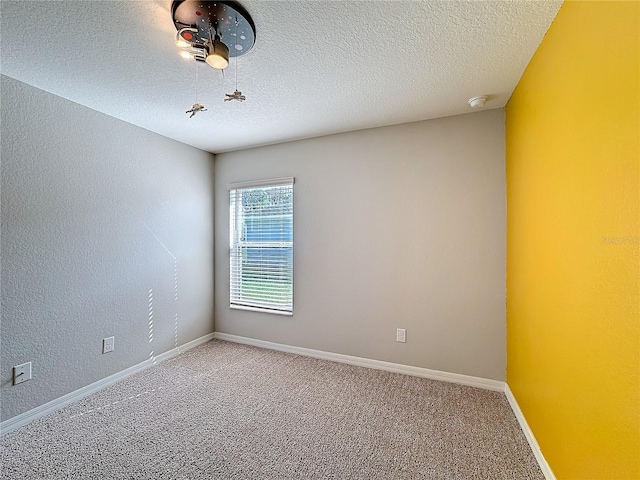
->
[[228, 177, 295, 190]]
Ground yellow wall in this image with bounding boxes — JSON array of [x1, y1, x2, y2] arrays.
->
[[506, 1, 639, 479]]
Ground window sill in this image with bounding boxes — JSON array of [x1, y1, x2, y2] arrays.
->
[[230, 304, 293, 316]]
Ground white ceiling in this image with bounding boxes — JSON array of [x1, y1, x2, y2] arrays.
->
[[0, 1, 561, 154]]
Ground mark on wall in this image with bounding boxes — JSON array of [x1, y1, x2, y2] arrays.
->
[[144, 224, 180, 354], [602, 236, 639, 245], [174, 259, 179, 351], [148, 288, 155, 365]]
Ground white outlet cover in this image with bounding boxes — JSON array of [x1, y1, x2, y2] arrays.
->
[[396, 329, 407, 343], [13, 362, 32, 385], [103, 336, 115, 354]]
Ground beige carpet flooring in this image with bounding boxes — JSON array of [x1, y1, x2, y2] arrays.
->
[[0, 340, 543, 479]]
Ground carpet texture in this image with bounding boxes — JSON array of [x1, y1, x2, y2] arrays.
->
[[0, 340, 543, 479]]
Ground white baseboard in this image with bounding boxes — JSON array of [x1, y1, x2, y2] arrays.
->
[[0, 332, 216, 436], [504, 384, 556, 480], [212, 332, 505, 392]]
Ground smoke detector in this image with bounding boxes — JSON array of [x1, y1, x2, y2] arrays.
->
[[468, 96, 488, 108]]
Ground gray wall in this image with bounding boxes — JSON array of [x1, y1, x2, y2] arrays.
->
[[1, 76, 215, 421], [215, 110, 506, 380]]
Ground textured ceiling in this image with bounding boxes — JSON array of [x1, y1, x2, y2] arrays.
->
[[0, 1, 561, 153]]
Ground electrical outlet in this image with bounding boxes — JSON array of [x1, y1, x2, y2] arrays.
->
[[396, 328, 406, 343], [13, 362, 32, 385], [103, 336, 115, 354]]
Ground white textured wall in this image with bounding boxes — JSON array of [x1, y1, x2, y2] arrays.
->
[[215, 110, 506, 380], [0, 76, 215, 422]]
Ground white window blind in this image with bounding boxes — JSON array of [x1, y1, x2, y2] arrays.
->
[[229, 177, 294, 315]]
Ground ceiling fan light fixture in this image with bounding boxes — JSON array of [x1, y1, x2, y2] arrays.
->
[[175, 27, 197, 48], [205, 38, 229, 69], [171, 1, 255, 68], [175, 37, 190, 48]]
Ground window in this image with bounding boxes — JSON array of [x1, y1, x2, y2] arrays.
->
[[229, 177, 294, 315]]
